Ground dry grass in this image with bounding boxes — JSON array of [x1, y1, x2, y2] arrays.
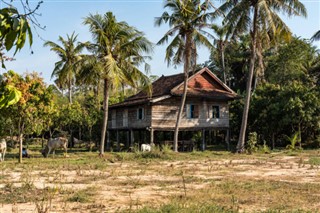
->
[[0, 148, 319, 212]]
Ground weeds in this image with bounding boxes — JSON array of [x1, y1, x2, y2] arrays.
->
[[308, 157, 320, 166], [67, 187, 97, 203], [246, 132, 258, 154], [286, 131, 302, 151]]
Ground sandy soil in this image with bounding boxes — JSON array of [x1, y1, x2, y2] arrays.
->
[[0, 154, 319, 213]]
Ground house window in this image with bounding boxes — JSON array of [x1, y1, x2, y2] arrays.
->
[[212, 105, 220, 118], [186, 104, 199, 119], [137, 108, 144, 120]]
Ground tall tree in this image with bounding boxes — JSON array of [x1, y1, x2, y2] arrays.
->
[[311, 31, 320, 41], [155, 0, 214, 152], [1, 71, 54, 163], [211, 24, 230, 84], [44, 32, 88, 104], [218, 0, 307, 152], [83, 12, 152, 155]]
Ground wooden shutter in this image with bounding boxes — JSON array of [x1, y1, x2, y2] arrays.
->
[[194, 105, 199, 118], [186, 104, 191, 118]]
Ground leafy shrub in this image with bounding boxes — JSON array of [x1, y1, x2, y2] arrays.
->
[[246, 132, 258, 154], [258, 140, 271, 154], [285, 131, 302, 151]]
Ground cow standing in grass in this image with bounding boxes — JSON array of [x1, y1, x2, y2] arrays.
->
[[42, 137, 68, 157], [141, 144, 151, 152], [0, 139, 7, 162]]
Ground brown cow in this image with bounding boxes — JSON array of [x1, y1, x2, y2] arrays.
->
[[42, 137, 68, 157], [0, 139, 7, 162]]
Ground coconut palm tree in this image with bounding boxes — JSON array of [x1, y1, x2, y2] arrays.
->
[[44, 32, 88, 104], [311, 31, 320, 41], [155, 0, 214, 152], [211, 24, 230, 84], [83, 12, 152, 155], [217, 0, 307, 152]]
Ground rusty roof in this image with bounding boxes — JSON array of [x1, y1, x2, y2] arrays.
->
[[110, 68, 239, 108]]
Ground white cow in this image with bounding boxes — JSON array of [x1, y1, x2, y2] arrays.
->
[[73, 137, 83, 148], [141, 144, 151, 152], [0, 139, 7, 162], [42, 137, 68, 157]]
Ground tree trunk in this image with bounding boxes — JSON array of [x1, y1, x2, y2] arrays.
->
[[18, 119, 24, 163], [100, 78, 109, 155], [221, 42, 227, 84], [236, 5, 258, 153], [95, 81, 101, 110], [173, 32, 192, 152], [19, 133, 23, 163], [68, 79, 72, 104]]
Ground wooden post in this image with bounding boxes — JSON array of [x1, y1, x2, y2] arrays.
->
[[126, 130, 130, 149], [107, 130, 110, 151], [150, 128, 154, 146], [209, 130, 212, 146], [139, 130, 142, 144], [116, 130, 120, 151], [225, 129, 230, 151], [130, 130, 134, 148], [202, 129, 206, 151]]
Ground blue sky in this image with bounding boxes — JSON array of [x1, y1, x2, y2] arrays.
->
[[1, 0, 320, 84]]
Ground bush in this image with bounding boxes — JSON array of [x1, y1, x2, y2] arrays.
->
[[258, 140, 271, 154], [246, 132, 258, 154]]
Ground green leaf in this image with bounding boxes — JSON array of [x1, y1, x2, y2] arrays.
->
[[13, 17, 19, 31], [4, 30, 17, 51], [26, 21, 33, 47]]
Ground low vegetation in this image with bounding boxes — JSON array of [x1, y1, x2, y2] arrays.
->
[[1, 148, 319, 212]]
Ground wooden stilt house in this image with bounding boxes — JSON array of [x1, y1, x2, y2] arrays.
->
[[107, 67, 238, 151]]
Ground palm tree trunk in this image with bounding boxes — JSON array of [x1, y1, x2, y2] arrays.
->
[[68, 79, 72, 104], [100, 78, 109, 155], [173, 33, 192, 152], [236, 5, 258, 153], [221, 42, 226, 84], [95, 81, 101, 110]]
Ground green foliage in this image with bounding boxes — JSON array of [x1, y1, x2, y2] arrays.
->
[[258, 141, 271, 154], [0, 77, 22, 108], [134, 145, 173, 160], [266, 38, 318, 85], [246, 132, 258, 154], [0, 71, 54, 137], [0, 7, 33, 67], [308, 157, 320, 166], [44, 32, 89, 104], [285, 132, 301, 151]]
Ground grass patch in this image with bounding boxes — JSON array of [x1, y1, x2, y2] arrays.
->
[[134, 202, 238, 213], [66, 187, 97, 203], [308, 157, 320, 166], [0, 183, 58, 204]]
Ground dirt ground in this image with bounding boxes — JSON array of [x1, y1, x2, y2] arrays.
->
[[0, 151, 320, 213]]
